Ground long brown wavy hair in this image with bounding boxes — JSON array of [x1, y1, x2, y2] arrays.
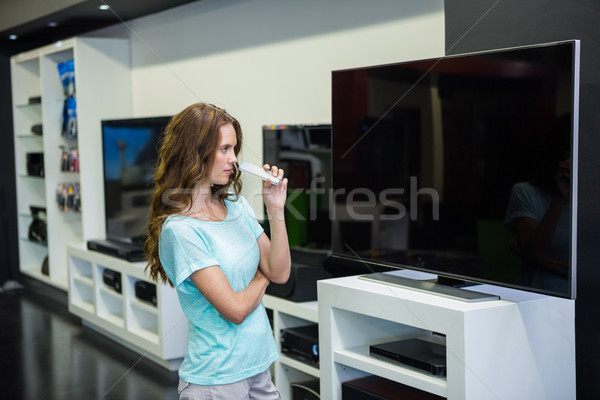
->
[[144, 103, 243, 286]]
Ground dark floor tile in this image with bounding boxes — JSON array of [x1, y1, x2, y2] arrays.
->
[[0, 288, 179, 400]]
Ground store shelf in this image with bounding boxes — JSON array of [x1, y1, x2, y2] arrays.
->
[[67, 243, 187, 370], [334, 345, 446, 396], [263, 294, 319, 399], [11, 37, 132, 291], [318, 272, 576, 400]]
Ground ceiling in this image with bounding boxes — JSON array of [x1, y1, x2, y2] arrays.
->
[[0, 0, 199, 50]]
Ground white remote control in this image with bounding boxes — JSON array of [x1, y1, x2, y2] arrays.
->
[[239, 161, 280, 185]]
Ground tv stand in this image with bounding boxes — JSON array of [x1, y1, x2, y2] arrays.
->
[[318, 272, 575, 399], [359, 272, 499, 302]]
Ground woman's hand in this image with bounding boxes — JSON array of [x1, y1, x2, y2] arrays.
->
[[262, 164, 288, 214]]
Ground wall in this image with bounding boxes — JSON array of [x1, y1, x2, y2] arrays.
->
[[444, 1, 600, 398], [92, 0, 445, 214]]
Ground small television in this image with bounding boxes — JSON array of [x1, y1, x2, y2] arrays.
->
[[263, 124, 332, 256], [330, 40, 579, 299], [101, 116, 171, 244]]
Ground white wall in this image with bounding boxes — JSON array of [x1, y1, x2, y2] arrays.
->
[[93, 0, 445, 215]]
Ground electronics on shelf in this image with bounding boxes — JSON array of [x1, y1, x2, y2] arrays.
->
[[280, 323, 319, 368]]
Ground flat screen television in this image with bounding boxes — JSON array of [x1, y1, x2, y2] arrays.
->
[[330, 40, 579, 299], [101, 116, 171, 245], [263, 124, 332, 256]]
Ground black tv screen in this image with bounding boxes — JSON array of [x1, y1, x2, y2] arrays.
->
[[263, 124, 332, 252], [331, 40, 579, 299], [101, 116, 171, 244]]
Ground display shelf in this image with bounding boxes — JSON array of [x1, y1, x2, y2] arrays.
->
[[334, 345, 446, 395], [11, 37, 132, 290], [279, 354, 320, 378], [318, 271, 576, 400], [263, 295, 319, 400], [67, 243, 188, 370], [129, 297, 158, 313]]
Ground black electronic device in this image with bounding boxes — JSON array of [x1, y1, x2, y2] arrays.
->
[[102, 268, 122, 293], [342, 375, 444, 400], [31, 124, 43, 135], [369, 338, 446, 377], [26, 152, 44, 177], [280, 323, 319, 368], [88, 239, 145, 262], [266, 262, 332, 302], [135, 280, 157, 306], [331, 40, 580, 299], [291, 378, 320, 400], [28, 206, 47, 244], [101, 116, 171, 244]]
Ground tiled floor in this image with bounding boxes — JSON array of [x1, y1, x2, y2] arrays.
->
[[0, 285, 179, 400]]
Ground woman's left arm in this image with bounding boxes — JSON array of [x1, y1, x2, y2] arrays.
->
[[258, 164, 291, 284]]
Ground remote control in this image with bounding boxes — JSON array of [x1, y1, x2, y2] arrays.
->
[[239, 161, 280, 185]]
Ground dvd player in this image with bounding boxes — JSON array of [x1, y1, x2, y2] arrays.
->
[[281, 323, 319, 368], [369, 337, 446, 377], [87, 239, 145, 262]]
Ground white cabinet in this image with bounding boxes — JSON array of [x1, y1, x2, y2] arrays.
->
[[68, 242, 188, 370], [263, 295, 319, 399], [318, 271, 575, 400], [11, 37, 132, 290]]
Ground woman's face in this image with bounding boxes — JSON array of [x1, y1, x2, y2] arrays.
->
[[210, 122, 238, 186]]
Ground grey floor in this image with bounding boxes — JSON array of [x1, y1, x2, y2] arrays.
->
[[0, 283, 179, 400]]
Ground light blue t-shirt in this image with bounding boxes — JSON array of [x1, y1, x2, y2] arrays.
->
[[159, 195, 278, 385]]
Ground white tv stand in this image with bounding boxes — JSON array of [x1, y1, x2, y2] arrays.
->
[[317, 271, 575, 399]]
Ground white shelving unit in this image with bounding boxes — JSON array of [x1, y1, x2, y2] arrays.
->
[[11, 37, 132, 290], [67, 242, 188, 370], [263, 295, 319, 400], [318, 271, 575, 400]]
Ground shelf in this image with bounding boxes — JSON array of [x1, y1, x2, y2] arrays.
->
[[98, 312, 125, 328], [130, 297, 158, 314], [71, 300, 94, 315], [279, 355, 320, 378], [334, 345, 446, 397], [99, 285, 122, 300], [19, 237, 47, 248], [318, 274, 576, 400], [73, 274, 93, 288], [21, 268, 68, 291], [128, 327, 160, 344], [15, 102, 42, 109]]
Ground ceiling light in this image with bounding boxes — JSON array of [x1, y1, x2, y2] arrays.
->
[[99, 4, 110, 11], [9, 35, 17, 40]]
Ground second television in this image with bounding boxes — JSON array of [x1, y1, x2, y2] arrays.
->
[[101, 116, 171, 245]]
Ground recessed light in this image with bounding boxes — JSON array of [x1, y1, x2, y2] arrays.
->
[[99, 4, 110, 11], [48, 22, 58, 27], [9, 35, 17, 40]]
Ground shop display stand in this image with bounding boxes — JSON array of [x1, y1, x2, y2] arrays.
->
[[318, 271, 575, 400], [11, 37, 132, 290], [68, 243, 187, 370], [263, 295, 319, 399]]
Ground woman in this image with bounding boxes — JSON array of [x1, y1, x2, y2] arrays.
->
[[144, 103, 290, 399]]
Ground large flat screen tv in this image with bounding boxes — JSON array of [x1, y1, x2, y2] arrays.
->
[[330, 40, 579, 299], [101, 116, 171, 244]]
